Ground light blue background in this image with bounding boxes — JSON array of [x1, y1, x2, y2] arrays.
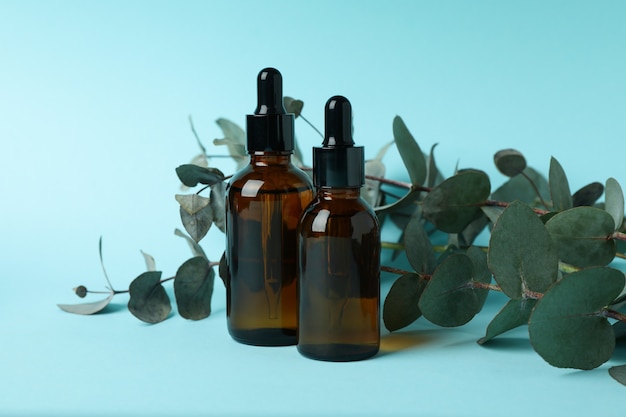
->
[[1, 1, 626, 416]]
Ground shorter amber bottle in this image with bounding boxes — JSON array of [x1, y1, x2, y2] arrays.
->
[[297, 96, 380, 361]]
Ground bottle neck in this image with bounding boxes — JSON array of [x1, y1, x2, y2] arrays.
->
[[249, 151, 293, 166], [317, 187, 361, 199]]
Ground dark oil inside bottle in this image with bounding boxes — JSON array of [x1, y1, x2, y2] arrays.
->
[[226, 161, 312, 346], [298, 191, 380, 360]]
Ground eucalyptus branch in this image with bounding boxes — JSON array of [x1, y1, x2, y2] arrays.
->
[[299, 114, 324, 139], [188, 115, 208, 157], [613, 232, 626, 241], [381, 265, 414, 275], [518, 169, 550, 209], [605, 309, 626, 322]]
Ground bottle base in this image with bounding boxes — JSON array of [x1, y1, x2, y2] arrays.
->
[[229, 327, 297, 346], [297, 343, 379, 362]]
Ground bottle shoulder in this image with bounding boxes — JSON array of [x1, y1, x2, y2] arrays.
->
[[302, 194, 379, 224], [228, 163, 313, 193]]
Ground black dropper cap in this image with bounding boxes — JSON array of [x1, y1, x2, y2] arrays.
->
[[246, 68, 294, 152], [313, 96, 364, 188]]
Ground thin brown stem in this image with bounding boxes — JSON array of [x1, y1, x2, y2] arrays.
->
[[299, 114, 324, 139], [605, 309, 626, 322], [613, 232, 626, 241], [381, 265, 413, 275], [518, 170, 550, 210]]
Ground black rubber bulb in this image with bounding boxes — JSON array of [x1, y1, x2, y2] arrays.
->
[[255, 67, 286, 115], [324, 96, 353, 147]]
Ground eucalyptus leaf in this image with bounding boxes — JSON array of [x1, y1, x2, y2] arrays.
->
[[403, 216, 436, 275], [488, 201, 558, 299], [456, 214, 489, 247], [174, 228, 208, 259], [174, 256, 215, 320], [283, 96, 303, 117], [418, 253, 490, 327], [57, 292, 115, 315], [494, 149, 526, 177], [179, 205, 213, 243], [491, 167, 550, 207], [140, 250, 156, 272], [128, 271, 171, 324], [176, 165, 225, 188], [421, 170, 491, 233], [375, 187, 421, 215], [481, 206, 504, 225], [214, 118, 247, 170], [218, 251, 228, 286], [572, 182, 603, 207], [545, 206, 616, 267], [362, 158, 385, 207], [609, 365, 626, 386], [210, 182, 227, 233], [549, 157, 572, 211], [528, 267, 624, 370], [605, 177, 624, 230], [426, 143, 444, 188], [478, 298, 537, 345], [383, 273, 427, 332], [392, 116, 426, 187], [175, 194, 211, 215]]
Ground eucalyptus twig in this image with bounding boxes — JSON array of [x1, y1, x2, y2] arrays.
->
[[613, 231, 626, 241], [604, 309, 626, 322], [518, 169, 551, 209], [299, 114, 324, 139], [381, 265, 414, 275], [98, 237, 116, 292], [189, 115, 208, 157]]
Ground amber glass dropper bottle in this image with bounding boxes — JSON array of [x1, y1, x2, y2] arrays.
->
[[297, 95, 381, 361], [225, 68, 313, 346]]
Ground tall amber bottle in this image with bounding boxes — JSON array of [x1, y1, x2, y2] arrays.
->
[[225, 68, 313, 346], [297, 96, 380, 361]]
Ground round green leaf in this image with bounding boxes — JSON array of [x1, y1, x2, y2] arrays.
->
[[179, 205, 213, 243], [545, 206, 616, 267], [283, 96, 304, 117], [128, 271, 171, 324], [174, 256, 215, 320], [383, 273, 427, 332], [491, 166, 550, 208], [488, 201, 558, 298], [175, 165, 225, 188], [548, 156, 572, 211], [403, 216, 436, 275], [572, 182, 603, 207], [175, 194, 211, 215], [529, 267, 625, 370], [494, 149, 526, 177], [392, 116, 426, 187], [422, 170, 491, 233], [605, 177, 624, 230], [214, 118, 247, 170], [418, 253, 490, 327], [478, 298, 537, 345], [609, 365, 626, 386]]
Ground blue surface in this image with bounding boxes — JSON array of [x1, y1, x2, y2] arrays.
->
[[1, 1, 626, 416]]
